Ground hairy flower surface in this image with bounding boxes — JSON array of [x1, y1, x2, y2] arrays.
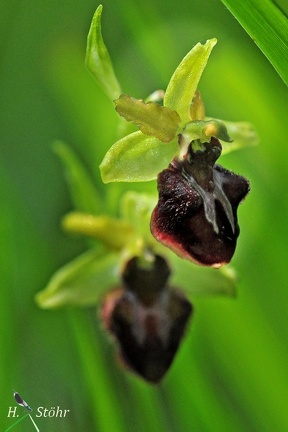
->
[[97, 34, 256, 267], [151, 138, 250, 267]]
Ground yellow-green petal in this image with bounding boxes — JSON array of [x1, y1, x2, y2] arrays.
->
[[115, 94, 180, 143], [62, 212, 133, 249]]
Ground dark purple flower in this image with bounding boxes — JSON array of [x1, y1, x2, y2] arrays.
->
[[151, 137, 250, 267], [101, 255, 192, 383]]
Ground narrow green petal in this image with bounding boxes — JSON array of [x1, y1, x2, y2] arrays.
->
[[164, 39, 217, 126], [190, 91, 206, 121], [53, 141, 102, 214], [35, 249, 119, 309], [115, 94, 180, 142], [62, 212, 133, 249], [100, 131, 178, 183], [85, 5, 121, 100]]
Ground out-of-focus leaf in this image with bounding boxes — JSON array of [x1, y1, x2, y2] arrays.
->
[[169, 253, 237, 297], [120, 191, 157, 225], [115, 94, 180, 142], [100, 131, 178, 183], [53, 140, 102, 214], [164, 39, 217, 126], [69, 311, 128, 432], [35, 249, 119, 308], [85, 4, 122, 100], [220, 0, 288, 86]]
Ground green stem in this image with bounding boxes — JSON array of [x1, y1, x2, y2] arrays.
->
[[28, 414, 40, 432], [4, 412, 29, 431]]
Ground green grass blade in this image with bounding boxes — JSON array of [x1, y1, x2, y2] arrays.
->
[[220, 0, 288, 86], [69, 311, 127, 432], [4, 413, 30, 432]]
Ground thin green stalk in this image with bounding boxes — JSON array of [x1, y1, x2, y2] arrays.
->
[[28, 414, 40, 432], [4, 413, 29, 432]]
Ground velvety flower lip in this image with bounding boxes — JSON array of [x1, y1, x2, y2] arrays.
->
[[101, 255, 193, 383], [151, 137, 250, 267]]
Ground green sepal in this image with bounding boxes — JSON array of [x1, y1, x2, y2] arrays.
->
[[164, 39, 217, 126], [35, 249, 120, 309], [100, 131, 178, 183], [115, 94, 180, 143], [85, 5, 122, 100], [169, 253, 237, 298], [219, 119, 259, 154], [53, 141, 102, 214]]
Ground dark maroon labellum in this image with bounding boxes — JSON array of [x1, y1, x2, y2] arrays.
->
[[151, 137, 250, 267], [101, 255, 193, 383]]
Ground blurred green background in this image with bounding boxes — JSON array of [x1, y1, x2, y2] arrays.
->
[[1, 0, 288, 431]]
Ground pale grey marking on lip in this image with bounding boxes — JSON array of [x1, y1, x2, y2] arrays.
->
[[181, 168, 235, 235]]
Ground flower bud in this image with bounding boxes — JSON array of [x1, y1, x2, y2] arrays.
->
[[101, 255, 193, 383], [151, 137, 250, 267]]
